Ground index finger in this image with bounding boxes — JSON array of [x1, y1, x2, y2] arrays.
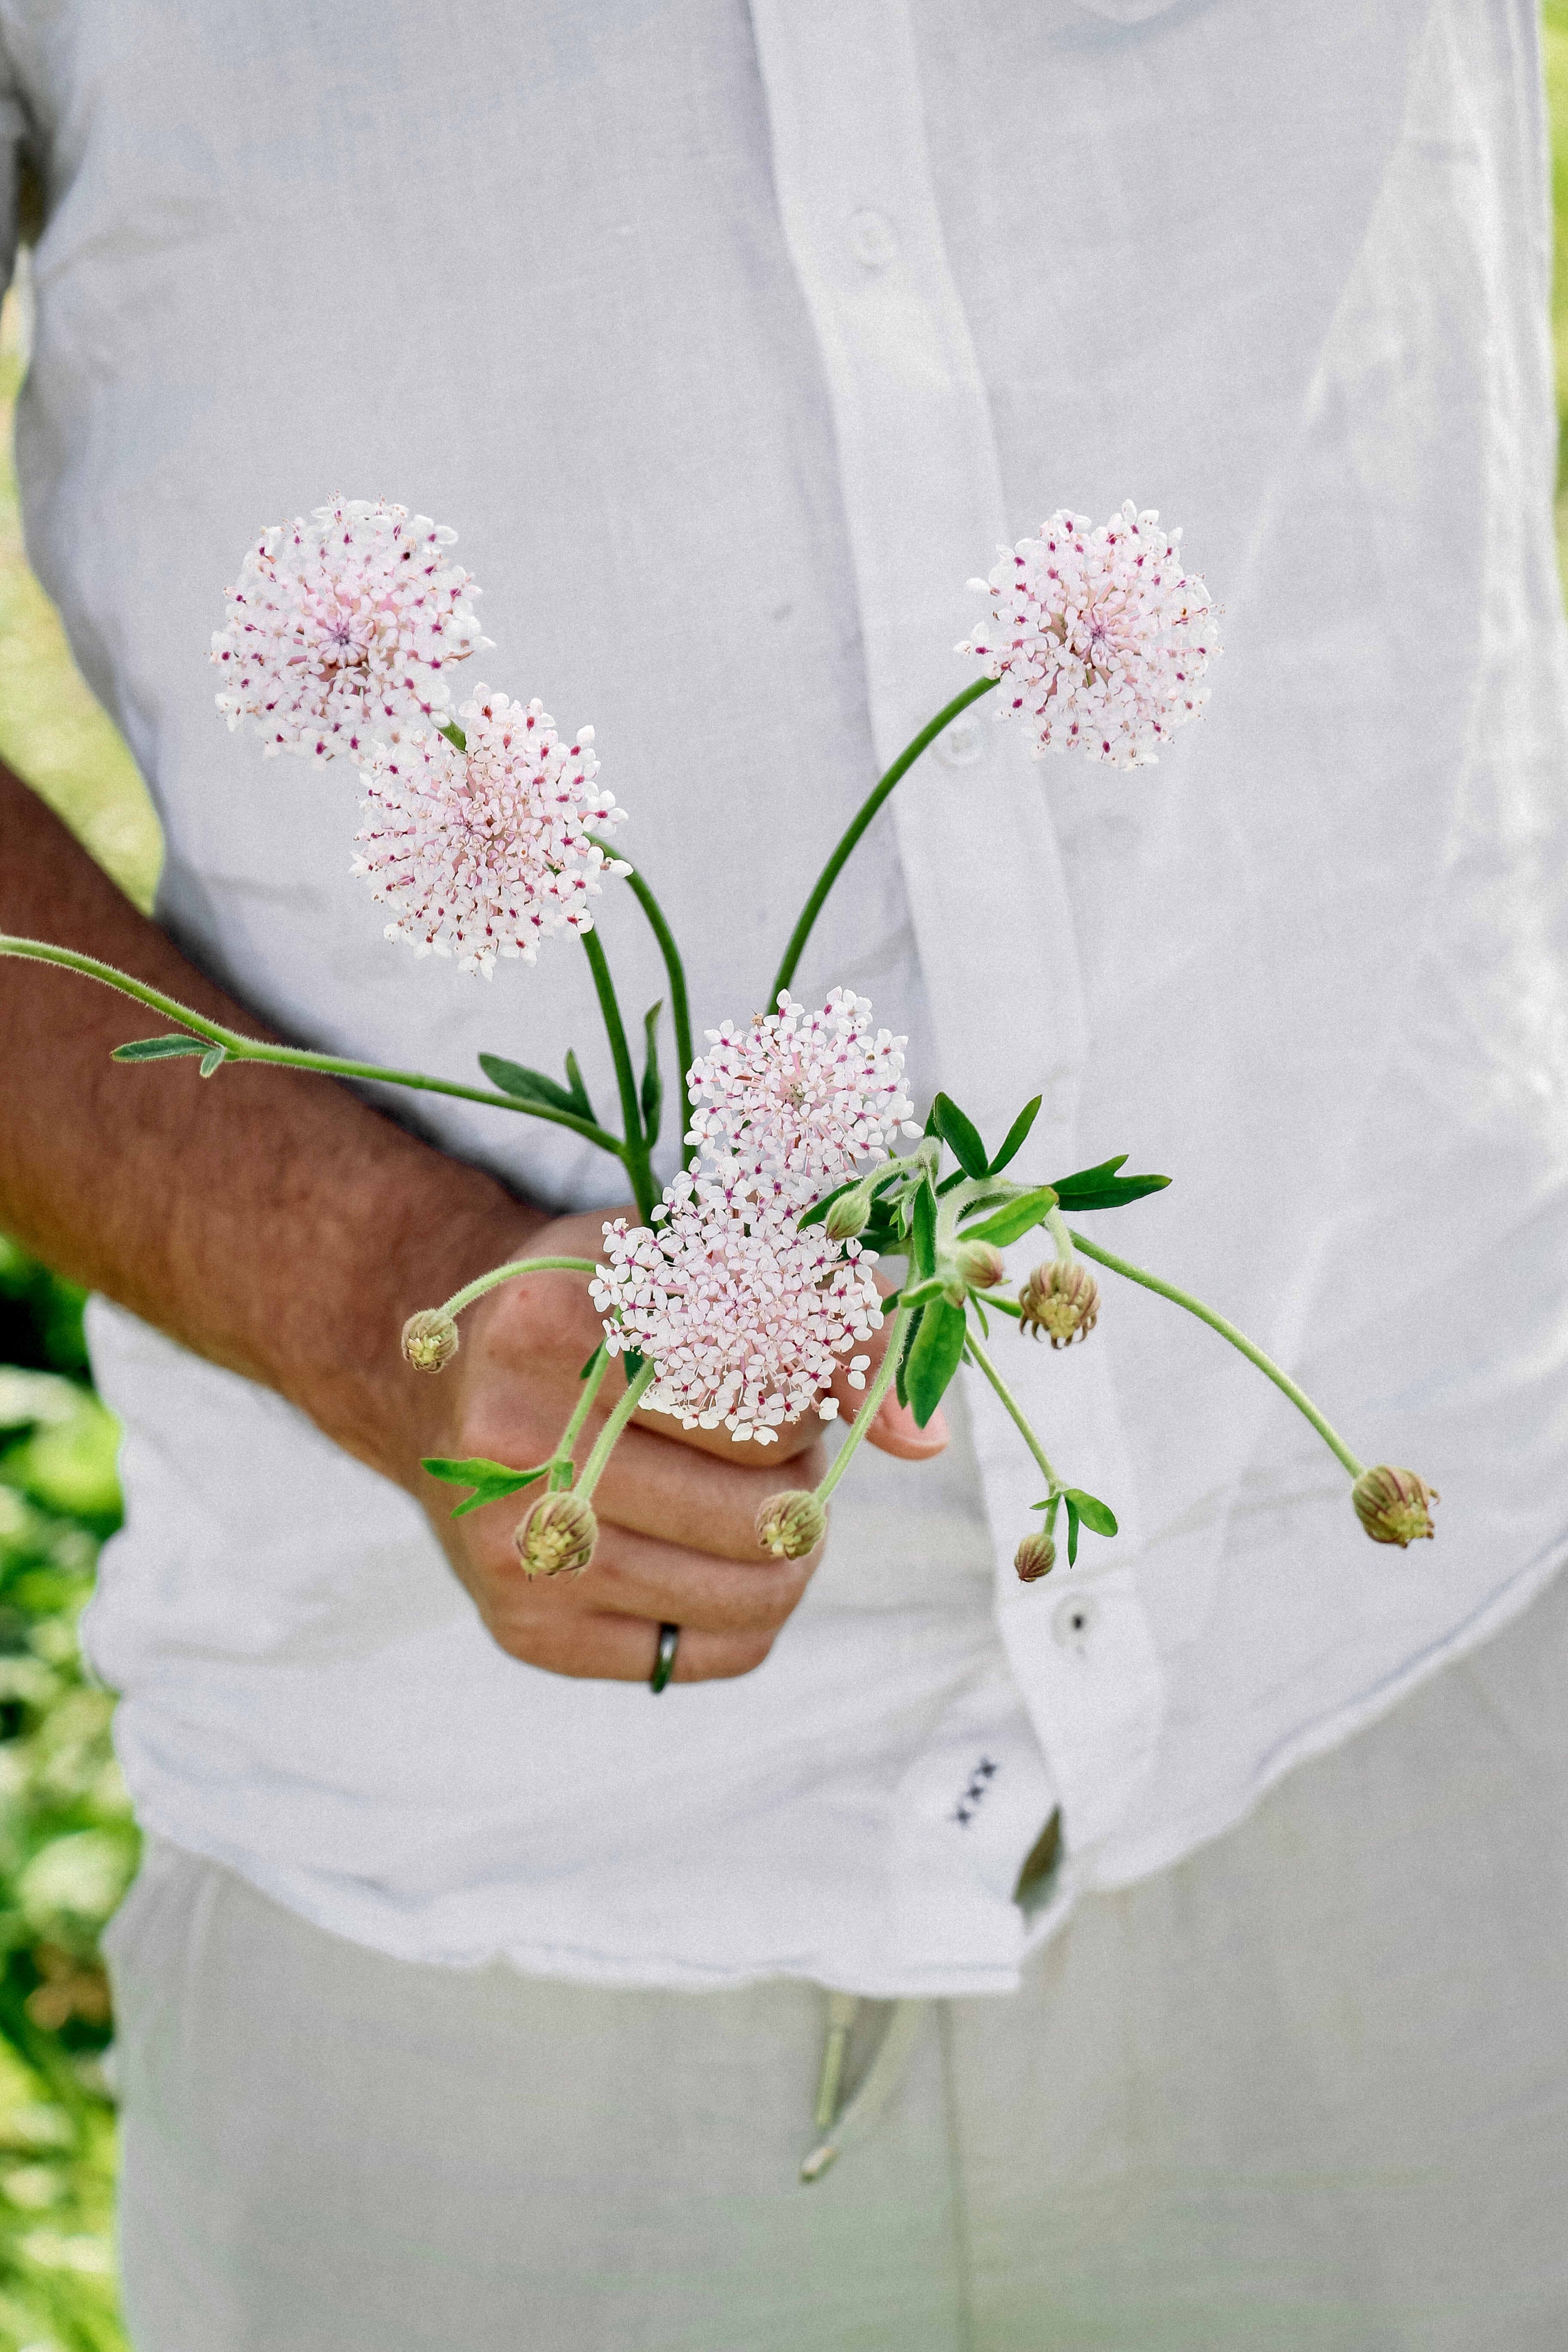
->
[[590, 1418, 830, 1562]]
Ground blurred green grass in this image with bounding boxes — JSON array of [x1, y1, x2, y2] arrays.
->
[[3, 24, 1568, 2348]]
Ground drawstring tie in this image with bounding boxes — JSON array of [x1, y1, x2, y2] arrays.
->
[[799, 1994, 928, 2182]]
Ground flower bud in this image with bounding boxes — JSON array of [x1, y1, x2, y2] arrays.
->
[[756, 1490, 827, 1561], [401, 1308, 459, 1374], [1018, 1259, 1101, 1348], [515, 1491, 599, 1577], [825, 1182, 875, 1243], [1014, 1530, 1057, 1583], [1351, 1466, 1439, 1548], [955, 1240, 1007, 1291]]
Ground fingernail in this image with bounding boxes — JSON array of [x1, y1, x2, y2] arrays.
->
[[876, 1397, 949, 1449]]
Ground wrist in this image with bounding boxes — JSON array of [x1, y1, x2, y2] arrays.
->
[[287, 1159, 548, 1492]]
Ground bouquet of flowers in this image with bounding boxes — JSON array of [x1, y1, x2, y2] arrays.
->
[[0, 496, 1437, 1634]]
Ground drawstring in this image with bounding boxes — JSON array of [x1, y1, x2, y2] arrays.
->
[[800, 1995, 928, 2182]]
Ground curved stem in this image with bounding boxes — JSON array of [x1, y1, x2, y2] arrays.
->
[[439, 1255, 598, 1321], [771, 675, 998, 1004], [576, 1357, 658, 1499], [591, 838, 695, 1170], [813, 1304, 913, 1507], [965, 1329, 1063, 1494], [0, 935, 628, 1157], [580, 928, 656, 1223], [1067, 1229, 1366, 1479]]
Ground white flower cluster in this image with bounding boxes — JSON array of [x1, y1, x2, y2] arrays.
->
[[592, 989, 918, 1442], [354, 691, 628, 976], [211, 500, 620, 969], [959, 502, 1218, 770], [686, 989, 914, 1189], [211, 498, 488, 759]]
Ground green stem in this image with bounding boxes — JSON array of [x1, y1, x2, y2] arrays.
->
[[576, 1357, 659, 1499], [1046, 1206, 1073, 1262], [440, 1255, 598, 1321], [591, 837, 695, 1170], [552, 1344, 612, 1487], [580, 927, 656, 1222], [814, 1304, 913, 1506], [771, 676, 999, 1003], [1067, 1229, 1366, 1479], [965, 1329, 1063, 1494], [0, 935, 627, 1156]]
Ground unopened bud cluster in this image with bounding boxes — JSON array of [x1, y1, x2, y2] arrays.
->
[[955, 1240, 1007, 1290], [515, 1491, 599, 1577], [1352, 1465, 1438, 1548], [1014, 1530, 1056, 1583], [1019, 1259, 1100, 1348], [756, 1490, 827, 1561], [825, 1182, 876, 1242], [401, 1308, 459, 1373]]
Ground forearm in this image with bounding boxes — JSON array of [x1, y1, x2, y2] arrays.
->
[[0, 763, 542, 1484]]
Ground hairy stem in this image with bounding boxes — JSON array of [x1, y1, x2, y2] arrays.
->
[[1068, 1229, 1366, 1479], [0, 935, 627, 1156], [771, 676, 999, 1003], [590, 838, 695, 1170], [439, 1255, 598, 1321], [576, 1357, 659, 1499], [813, 1304, 913, 1506], [965, 1329, 1063, 1494], [580, 928, 656, 1222]]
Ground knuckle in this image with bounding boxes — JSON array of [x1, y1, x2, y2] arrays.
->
[[717, 1632, 775, 1679]]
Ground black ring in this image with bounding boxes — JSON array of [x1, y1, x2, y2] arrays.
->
[[650, 1622, 680, 1694]]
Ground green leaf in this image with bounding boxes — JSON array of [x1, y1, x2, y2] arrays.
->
[[198, 1045, 226, 1078], [959, 1186, 1059, 1248], [479, 1054, 579, 1113], [859, 1207, 901, 1254], [930, 1093, 989, 1180], [989, 1094, 1043, 1175], [1066, 1494, 1081, 1567], [111, 1034, 208, 1061], [420, 1455, 550, 1519], [1049, 1153, 1171, 1213], [578, 1347, 606, 1381], [640, 1000, 664, 1146], [911, 1181, 938, 1279], [438, 720, 468, 752], [1063, 1487, 1118, 1538], [561, 1050, 597, 1123], [903, 1297, 967, 1427], [622, 1348, 645, 1383], [895, 1304, 925, 1407]]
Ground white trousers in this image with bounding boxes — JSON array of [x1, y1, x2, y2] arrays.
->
[[106, 1562, 1568, 2352]]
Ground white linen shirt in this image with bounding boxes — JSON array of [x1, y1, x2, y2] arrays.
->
[[1, 0, 1565, 1994]]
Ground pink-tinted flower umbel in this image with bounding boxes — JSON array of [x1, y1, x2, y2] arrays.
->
[[593, 987, 915, 1439], [959, 502, 1218, 770], [593, 1186, 883, 1443], [353, 689, 628, 977], [687, 988, 917, 1203], [211, 497, 488, 760]]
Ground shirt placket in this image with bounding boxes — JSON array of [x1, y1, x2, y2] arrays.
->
[[749, 0, 1167, 1911]]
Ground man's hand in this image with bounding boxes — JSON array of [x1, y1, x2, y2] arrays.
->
[[0, 764, 946, 1690], [410, 1209, 946, 1685]]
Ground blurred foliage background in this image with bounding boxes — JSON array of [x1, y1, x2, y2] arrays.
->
[[2, 19, 1568, 2347]]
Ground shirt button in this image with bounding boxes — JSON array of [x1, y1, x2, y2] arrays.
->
[[848, 208, 898, 269], [1052, 1593, 1099, 1651], [937, 713, 985, 767]]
